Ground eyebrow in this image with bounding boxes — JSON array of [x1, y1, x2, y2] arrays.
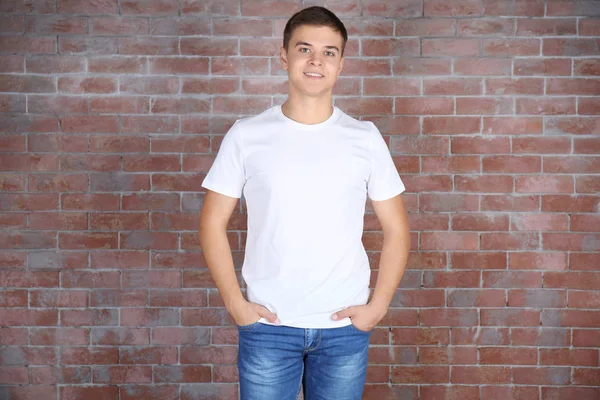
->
[[295, 41, 340, 53]]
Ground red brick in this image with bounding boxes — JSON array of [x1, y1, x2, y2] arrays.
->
[[152, 97, 210, 114], [452, 366, 510, 383], [0, 309, 58, 326], [513, 137, 571, 154], [30, 290, 88, 307], [362, 38, 419, 57], [394, 58, 451, 76], [0, 135, 26, 152], [1, 115, 59, 133], [29, 173, 88, 192], [513, 366, 570, 385], [0, 366, 28, 384], [93, 366, 152, 384], [458, 18, 514, 35], [542, 195, 599, 213], [1, 154, 59, 172], [541, 348, 598, 366], [508, 289, 566, 308], [60, 386, 119, 399], [514, 58, 572, 76], [60, 116, 119, 133], [448, 289, 505, 307], [423, 271, 480, 288], [452, 327, 509, 345], [516, 176, 573, 194], [152, 327, 210, 345], [59, 233, 118, 250], [120, 76, 178, 94], [486, 77, 544, 95], [180, 37, 237, 56], [26, 55, 85, 74], [395, 97, 453, 115], [420, 194, 478, 212], [517, 97, 576, 115], [480, 347, 537, 365], [61, 309, 118, 326], [544, 38, 600, 56], [363, 78, 419, 96], [509, 252, 568, 270], [547, 78, 600, 95], [481, 309, 540, 326], [511, 328, 570, 347], [546, 117, 600, 135], [122, 193, 180, 211], [454, 58, 511, 76], [120, 308, 179, 327], [517, 18, 577, 35], [573, 329, 600, 347], [456, 97, 513, 115], [456, 175, 513, 193], [0, 193, 58, 211], [484, 0, 544, 16], [570, 253, 600, 271], [61, 270, 120, 289], [28, 134, 87, 153], [391, 366, 449, 383], [542, 387, 600, 400], [31, 366, 91, 384], [123, 271, 181, 288], [483, 38, 540, 56], [213, 57, 269, 76], [119, 385, 179, 400], [119, 37, 178, 55], [0, 55, 24, 73], [389, 289, 445, 308], [0, 15, 24, 33], [423, 117, 481, 134], [543, 309, 600, 328], [0, 251, 27, 269], [89, 56, 147, 73], [481, 232, 539, 250], [422, 39, 480, 56], [421, 386, 479, 400], [420, 309, 478, 327], [90, 290, 147, 307], [62, 194, 120, 210], [484, 117, 543, 134], [30, 328, 90, 346], [543, 233, 600, 251], [154, 365, 211, 383], [91, 328, 150, 345], [29, 212, 87, 230], [0, 231, 56, 249], [0, 36, 56, 54], [0, 213, 26, 230]]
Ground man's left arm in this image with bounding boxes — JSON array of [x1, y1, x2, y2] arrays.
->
[[332, 194, 410, 330]]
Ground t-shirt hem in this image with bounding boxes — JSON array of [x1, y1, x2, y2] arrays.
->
[[369, 186, 405, 202], [201, 180, 242, 199]]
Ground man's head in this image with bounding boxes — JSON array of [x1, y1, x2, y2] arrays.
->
[[280, 6, 347, 98], [283, 6, 348, 56]]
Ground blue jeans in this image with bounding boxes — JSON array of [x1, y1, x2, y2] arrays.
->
[[237, 322, 371, 400]]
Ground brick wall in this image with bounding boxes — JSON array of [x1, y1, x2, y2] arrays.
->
[[1, 0, 599, 399]]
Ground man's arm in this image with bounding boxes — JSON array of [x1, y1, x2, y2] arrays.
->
[[332, 194, 410, 330], [199, 190, 280, 326]]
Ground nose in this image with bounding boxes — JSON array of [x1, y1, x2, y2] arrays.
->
[[309, 53, 323, 66]]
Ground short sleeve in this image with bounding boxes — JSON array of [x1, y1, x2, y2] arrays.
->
[[367, 123, 405, 201], [201, 121, 246, 198]]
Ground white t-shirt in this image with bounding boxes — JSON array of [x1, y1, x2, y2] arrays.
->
[[202, 105, 405, 328]]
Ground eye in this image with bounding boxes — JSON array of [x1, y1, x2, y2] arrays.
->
[[299, 47, 310, 53], [325, 51, 335, 56]]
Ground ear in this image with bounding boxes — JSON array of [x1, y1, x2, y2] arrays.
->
[[279, 46, 288, 70]]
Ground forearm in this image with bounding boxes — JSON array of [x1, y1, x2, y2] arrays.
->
[[199, 226, 244, 312], [370, 231, 411, 310]]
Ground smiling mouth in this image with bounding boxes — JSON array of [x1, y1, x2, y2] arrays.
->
[[304, 72, 324, 77]]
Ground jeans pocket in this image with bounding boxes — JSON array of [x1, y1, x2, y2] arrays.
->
[[237, 321, 261, 331], [349, 323, 373, 334]]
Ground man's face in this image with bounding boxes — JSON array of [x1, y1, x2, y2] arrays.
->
[[280, 25, 345, 98]]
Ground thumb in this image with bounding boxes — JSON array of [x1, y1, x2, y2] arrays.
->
[[332, 307, 355, 321], [257, 306, 281, 325]]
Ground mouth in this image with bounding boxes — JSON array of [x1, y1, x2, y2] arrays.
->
[[304, 72, 324, 78]]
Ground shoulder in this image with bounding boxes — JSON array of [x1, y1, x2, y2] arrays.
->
[[334, 109, 380, 137], [232, 106, 281, 132]]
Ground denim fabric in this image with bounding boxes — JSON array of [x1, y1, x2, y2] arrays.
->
[[237, 322, 371, 400]]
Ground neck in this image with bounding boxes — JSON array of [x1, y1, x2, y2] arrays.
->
[[281, 91, 334, 125]]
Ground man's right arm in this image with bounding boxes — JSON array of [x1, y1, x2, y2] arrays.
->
[[198, 189, 280, 326]]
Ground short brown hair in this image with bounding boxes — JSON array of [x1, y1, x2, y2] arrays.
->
[[283, 6, 348, 55]]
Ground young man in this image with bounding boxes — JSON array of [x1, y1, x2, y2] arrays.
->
[[199, 6, 410, 400]]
